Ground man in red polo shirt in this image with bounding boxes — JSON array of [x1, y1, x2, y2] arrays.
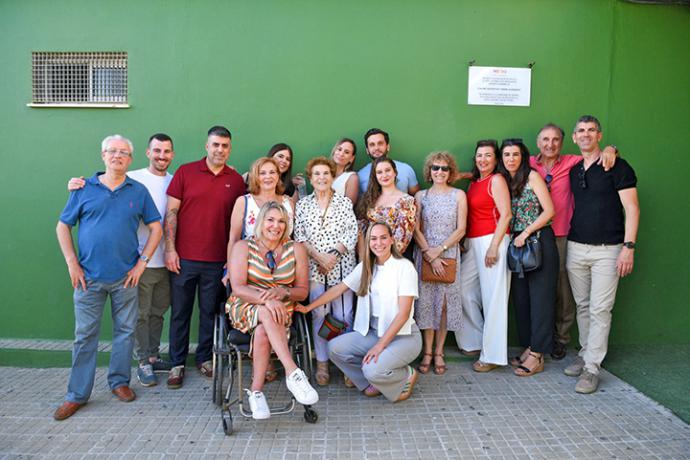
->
[[164, 126, 245, 388], [530, 124, 617, 360]]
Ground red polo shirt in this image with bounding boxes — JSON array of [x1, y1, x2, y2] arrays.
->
[[530, 154, 582, 237], [167, 158, 245, 262]]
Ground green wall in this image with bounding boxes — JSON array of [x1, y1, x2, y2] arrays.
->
[[1, 1, 688, 344]]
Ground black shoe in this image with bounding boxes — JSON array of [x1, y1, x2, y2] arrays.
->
[[151, 357, 172, 372], [551, 342, 567, 360]]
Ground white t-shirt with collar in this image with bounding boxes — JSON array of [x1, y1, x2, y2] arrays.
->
[[344, 256, 418, 337]]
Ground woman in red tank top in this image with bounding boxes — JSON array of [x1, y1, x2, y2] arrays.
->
[[457, 140, 512, 372]]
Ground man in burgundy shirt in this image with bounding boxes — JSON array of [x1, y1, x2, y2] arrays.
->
[[164, 126, 245, 388], [530, 124, 617, 360]]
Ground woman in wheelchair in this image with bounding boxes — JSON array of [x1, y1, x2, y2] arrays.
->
[[226, 201, 319, 419], [296, 222, 422, 403]]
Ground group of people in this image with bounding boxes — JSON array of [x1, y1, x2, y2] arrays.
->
[[53, 117, 639, 422]]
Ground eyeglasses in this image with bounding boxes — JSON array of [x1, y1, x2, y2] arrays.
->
[[578, 164, 587, 189], [266, 250, 277, 274], [430, 165, 450, 172], [545, 173, 553, 191], [104, 148, 131, 157]]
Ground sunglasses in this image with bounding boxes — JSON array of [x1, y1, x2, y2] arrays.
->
[[430, 165, 450, 172], [545, 173, 553, 191], [266, 250, 277, 274]]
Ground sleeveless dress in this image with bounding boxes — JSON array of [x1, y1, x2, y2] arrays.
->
[[413, 189, 462, 331], [241, 194, 294, 239], [225, 238, 297, 334], [360, 194, 416, 254], [332, 171, 355, 197]]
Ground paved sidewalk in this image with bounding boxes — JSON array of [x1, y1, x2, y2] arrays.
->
[[1, 350, 688, 459]]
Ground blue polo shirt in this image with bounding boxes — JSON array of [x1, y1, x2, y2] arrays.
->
[[59, 172, 161, 283], [358, 159, 419, 194]]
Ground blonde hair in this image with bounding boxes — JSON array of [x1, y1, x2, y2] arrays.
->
[[355, 221, 403, 297], [253, 200, 290, 244], [247, 157, 285, 195], [423, 151, 458, 184]]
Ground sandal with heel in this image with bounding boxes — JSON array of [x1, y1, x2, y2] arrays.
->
[[417, 352, 433, 374], [514, 351, 544, 377], [433, 353, 447, 375]]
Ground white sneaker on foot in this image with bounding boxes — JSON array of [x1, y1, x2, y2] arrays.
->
[[286, 368, 319, 405], [246, 390, 270, 420]]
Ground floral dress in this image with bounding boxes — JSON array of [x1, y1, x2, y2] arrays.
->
[[361, 194, 416, 253], [413, 189, 463, 331], [225, 238, 297, 334]]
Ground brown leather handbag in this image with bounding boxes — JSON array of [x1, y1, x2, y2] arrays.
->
[[421, 258, 457, 284]]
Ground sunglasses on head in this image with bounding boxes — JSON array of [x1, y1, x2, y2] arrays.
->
[[430, 165, 450, 172]]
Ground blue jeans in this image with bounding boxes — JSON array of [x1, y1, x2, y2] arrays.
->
[[66, 277, 138, 403]]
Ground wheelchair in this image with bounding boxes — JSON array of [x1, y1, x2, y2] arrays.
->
[[211, 309, 318, 435]]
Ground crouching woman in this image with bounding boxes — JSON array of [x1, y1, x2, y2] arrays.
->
[[296, 222, 422, 402]]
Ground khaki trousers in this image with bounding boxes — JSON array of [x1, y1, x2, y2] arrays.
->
[[566, 241, 622, 375], [554, 237, 576, 345]]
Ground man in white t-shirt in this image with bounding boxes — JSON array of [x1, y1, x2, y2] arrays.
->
[[68, 133, 175, 387]]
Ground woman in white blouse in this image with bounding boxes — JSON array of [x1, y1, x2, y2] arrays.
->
[[330, 138, 359, 204], [297, 221, 422, 402], [294, 157, 358, 386]]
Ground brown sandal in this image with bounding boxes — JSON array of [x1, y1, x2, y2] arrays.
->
[[510, 347, 531, 368], [417, 352, 433, 374], [265, 361, 279, 383], [433, 353, 447, 375], [514, 351, 544, 377]]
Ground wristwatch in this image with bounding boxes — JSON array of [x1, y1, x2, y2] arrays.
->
[[623, 241, 636, 249], [140, 254, 150, 264], [442, 244, 448, 252]]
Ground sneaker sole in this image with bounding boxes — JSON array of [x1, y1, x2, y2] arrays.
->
[[137, 378, 157, 387], [575, 385, 598, 394], [167, 382, 183, 389], [564, 368, 583, 377]]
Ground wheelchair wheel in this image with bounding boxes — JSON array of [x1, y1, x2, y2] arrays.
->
[[212, 355, 225, 406], [303, 407, 318, 424], [222, 408, 233, 435], [294, 313, 314, 381]]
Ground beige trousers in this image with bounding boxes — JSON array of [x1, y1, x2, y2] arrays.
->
[[566, 241, 622, 375], [554, 237, 576, 345]]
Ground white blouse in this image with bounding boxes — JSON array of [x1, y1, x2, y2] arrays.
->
[[332, 171, 356, 198], [344, 256, 418, 337]]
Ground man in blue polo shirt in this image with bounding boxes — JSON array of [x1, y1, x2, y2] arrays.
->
[[357, 128, 420, 195], [54, 135, 162, 421]]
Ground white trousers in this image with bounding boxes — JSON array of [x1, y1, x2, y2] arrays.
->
[[309, 282, 354, 362], [456, 234, 510, 365], [566, 241, 621, 375]]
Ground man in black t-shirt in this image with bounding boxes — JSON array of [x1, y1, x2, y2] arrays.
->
[[564, 115, 640, 395]]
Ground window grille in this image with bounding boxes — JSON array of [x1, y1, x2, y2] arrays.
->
[[30, 52, 128, 107]]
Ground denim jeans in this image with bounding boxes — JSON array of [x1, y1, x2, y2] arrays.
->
[[66, 277, 138, 403]]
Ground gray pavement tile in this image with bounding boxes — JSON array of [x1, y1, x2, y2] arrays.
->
[[0, 349, 689, 459]]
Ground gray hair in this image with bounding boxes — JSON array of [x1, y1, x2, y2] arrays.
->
[[101, 134, 134, 153], [573, 115, 601, 133]]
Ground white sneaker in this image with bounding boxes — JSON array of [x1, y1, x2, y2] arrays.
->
[[246, 390, 270, 420], [286, 368, 319, 405]]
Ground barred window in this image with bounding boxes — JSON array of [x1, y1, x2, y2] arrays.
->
[[30, 52, 128, 107]]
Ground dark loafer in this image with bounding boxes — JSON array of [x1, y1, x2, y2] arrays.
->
[[111, 385, 136, 402], [53, 401, 85, 421]]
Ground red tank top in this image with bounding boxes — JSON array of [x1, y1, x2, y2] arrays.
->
[[467, 174, 500, 238]]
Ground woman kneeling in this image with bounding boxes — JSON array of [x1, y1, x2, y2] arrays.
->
[[297, 222, 422, 402], [226, 201, 318, 420]]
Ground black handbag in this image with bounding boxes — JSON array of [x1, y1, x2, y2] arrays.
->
[[507, 231, 542, 278]]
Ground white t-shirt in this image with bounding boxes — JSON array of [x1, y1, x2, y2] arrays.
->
[[344, 256, 418, 337], [127, 168, 173, 268]]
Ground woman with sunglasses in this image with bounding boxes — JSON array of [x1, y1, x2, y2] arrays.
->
[[294, 157, 358, 386], [412, 152, 467, 375], [355, 157, 416, 256], [225, 201, 318, 419], [458, 140, 512, 372], [296, 222, 422, 403], [497, 139, 557, 376], [330, 138, 359, 205]]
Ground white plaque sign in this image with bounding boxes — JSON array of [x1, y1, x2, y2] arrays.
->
[[468, 66, 532, 107]]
